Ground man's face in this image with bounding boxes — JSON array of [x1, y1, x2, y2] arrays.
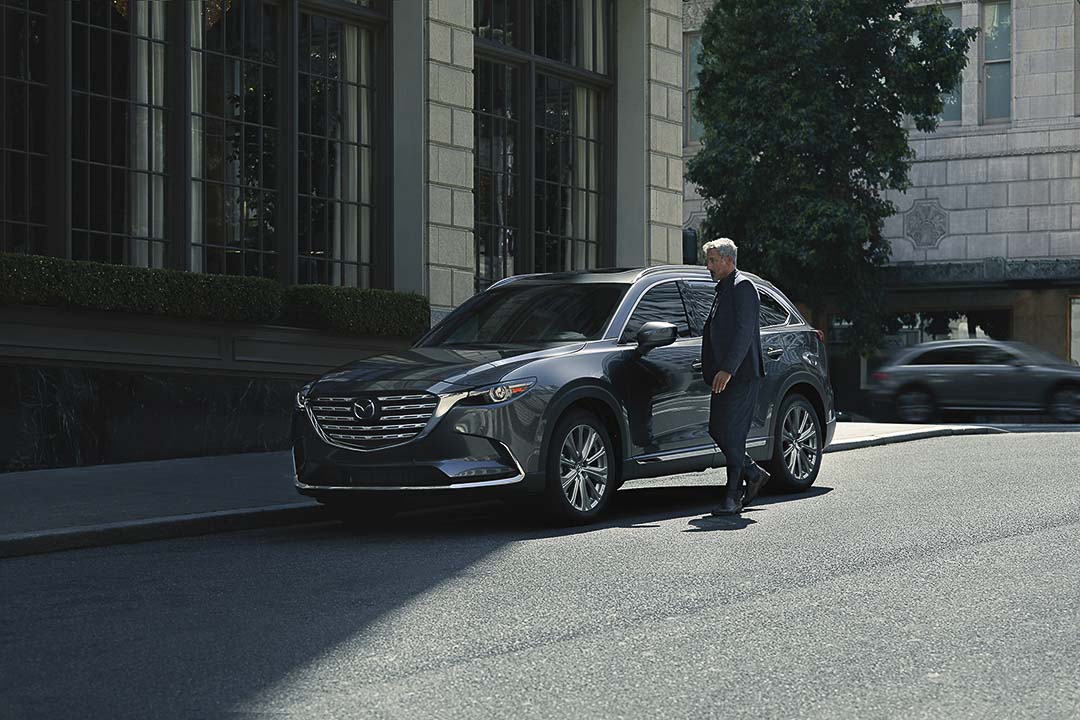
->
[[705, 249, 734, 282]]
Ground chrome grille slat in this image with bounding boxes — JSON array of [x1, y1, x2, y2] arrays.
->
[[329, 432, 416, 441], [309, 392, 438, 450]]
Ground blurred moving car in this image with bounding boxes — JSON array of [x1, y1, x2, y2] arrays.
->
[[868, 339, 1080, 423]]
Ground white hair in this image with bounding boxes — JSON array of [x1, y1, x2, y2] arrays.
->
[[702, 237, 737, 263]]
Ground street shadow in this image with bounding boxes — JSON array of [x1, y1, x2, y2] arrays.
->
[[0, 482, 833, 719]]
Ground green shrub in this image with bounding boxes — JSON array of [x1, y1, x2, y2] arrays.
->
[[0, 253, 282, 323], [282, 284, 429, 338], [0, 253, 431, 337]]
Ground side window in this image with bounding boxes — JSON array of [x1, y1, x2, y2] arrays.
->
[[759, 290, 790, 327], [975, 345, 1015, 365], [911, 348, 978, 365], [621, 282, 692, 342], [682, 281, 715, 335]]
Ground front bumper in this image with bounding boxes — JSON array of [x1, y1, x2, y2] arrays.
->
[[291, 391, 548, 497]]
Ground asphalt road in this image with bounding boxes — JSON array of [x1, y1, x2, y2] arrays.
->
[[2, 433, 1078, 720]]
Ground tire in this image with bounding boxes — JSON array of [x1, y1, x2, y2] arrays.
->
[[769, 395, 823, 492], [542, 409, 617, 524], [1048, 385, 1080, 423], [895, 387, 935, 424]]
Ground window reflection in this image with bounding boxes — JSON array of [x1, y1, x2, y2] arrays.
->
[[1, 0, 48, 255], [297, 12, 376, 287], [191, 0, 279, 278]]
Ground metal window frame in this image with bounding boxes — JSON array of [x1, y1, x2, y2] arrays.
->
[[683, 32, 701, 147], [980, 0, 1012, 125], [29, 0, 392, 289], [937, 4, 964, 126], [474, 0, 617, 283]]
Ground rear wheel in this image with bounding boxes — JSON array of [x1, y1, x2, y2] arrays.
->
[[1048, 386, 1080, 423], [895, 387, 935, 424], [769, 395, 823, 492], [543, 410, 617, 524]]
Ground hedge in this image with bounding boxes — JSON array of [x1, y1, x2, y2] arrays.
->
[[282, 284, 429, 338], [0, 253, 430, 338]]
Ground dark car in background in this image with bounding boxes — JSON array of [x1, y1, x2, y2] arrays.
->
[[292, 266, 836, 523], [868, 339, 1080, 423]]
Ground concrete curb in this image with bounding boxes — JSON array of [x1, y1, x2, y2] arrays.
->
[[825, 425, 1007, 454], [0, 426, 1011, 559], [0, 502, 327, 559]]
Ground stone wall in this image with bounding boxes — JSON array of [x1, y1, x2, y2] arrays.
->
[[888, 0, 1080, 265], [647, 0, 685, 264], [426, 0, 476, 324]]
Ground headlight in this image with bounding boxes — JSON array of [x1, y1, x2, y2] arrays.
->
[[295, 381, 315, 410], [460, 379, 536, 406]]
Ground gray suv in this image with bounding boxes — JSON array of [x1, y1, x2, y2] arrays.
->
[[868, 339, 1080, 423], [292, 266, 836, 523]]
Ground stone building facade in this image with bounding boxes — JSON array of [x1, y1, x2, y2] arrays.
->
[[681, 0, 1080, 379]]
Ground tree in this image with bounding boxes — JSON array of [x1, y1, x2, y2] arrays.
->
[[686, 0, 976, 356]]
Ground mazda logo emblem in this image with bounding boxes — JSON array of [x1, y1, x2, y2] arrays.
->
[[353, 398, 378, 421]]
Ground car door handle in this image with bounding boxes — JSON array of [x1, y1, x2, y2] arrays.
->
[[691, 359, 703, 371], [765, 347, 784, 358]]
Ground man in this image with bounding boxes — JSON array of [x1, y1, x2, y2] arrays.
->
[[701, 238, 770, 515]]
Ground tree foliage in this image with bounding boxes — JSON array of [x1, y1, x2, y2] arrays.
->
[[687, 0, 976, 355]]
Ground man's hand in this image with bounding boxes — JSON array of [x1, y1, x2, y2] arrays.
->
[[711, 370, 732, 394]]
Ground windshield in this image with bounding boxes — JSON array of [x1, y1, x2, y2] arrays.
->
[[419, 282, 628, 347]]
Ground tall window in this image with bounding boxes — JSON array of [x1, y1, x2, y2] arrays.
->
[[982, 1, 1011, 122], [297, 13, 377, 287], [474, 0, 613, 291], [190, 0, 280, 278], [1, 0, 48, 255], [71, 0, 168, 267], [684, 34, 703, 144], [475, 59, 520, 286], [535, 73, 602, 274], [940, 5, 962, 123]]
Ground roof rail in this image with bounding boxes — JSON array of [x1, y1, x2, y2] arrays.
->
[[486, 272, 545, 291], [635, 264, 708, 280]]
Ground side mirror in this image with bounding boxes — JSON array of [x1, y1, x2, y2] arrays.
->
[[636, 321, 678, 355]]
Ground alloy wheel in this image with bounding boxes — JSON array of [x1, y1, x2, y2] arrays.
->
[[559, 424, 609, 512], [781, 404, 820, 482]]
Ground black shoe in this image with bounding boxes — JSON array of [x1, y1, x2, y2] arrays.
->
[[742, 464, 771, 506], [711, 492, 743, 516]]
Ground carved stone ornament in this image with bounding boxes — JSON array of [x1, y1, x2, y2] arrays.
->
[[683, 1, 712, 32], [903, 199, 949, 249]]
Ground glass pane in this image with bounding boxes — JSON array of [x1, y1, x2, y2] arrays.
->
[[983, 2, 1011, 62], [1071, 298, 1080, 365], [940, 6, 962, 124], [687, 34, 702, 90], [985, 62, 1010, 120], [621, 282, 691, 341]]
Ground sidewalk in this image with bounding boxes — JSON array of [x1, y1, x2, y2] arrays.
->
[[0, 421, 1007, 557]]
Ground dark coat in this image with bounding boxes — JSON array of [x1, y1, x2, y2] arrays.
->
[[701, 269, 766, 385]]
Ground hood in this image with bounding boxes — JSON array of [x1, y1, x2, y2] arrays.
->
[[310, 344, 584, 394]]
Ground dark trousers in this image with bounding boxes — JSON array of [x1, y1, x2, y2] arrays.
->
[[708, 377, 761, 494]]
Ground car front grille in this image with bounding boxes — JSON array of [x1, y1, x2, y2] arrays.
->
[[307, 392, 440, 450]]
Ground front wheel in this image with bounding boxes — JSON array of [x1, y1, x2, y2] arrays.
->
[[543, 410, 617, 524], [769, 395, 823, 492]]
